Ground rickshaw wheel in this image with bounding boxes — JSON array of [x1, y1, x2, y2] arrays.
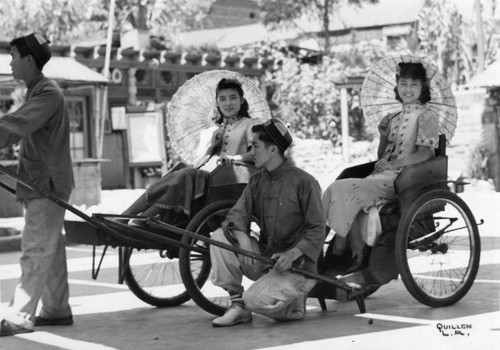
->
[[123, 211, 192, 307], [123, 246, 190, 307], [179, 200, 238, 316], [395, 189, 481, 307]]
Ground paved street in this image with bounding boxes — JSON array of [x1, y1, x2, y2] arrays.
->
[[0, 188, 499, 350]]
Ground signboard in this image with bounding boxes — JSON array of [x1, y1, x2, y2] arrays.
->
[[126, 112, 166, 165], [111, 106, 127, 130]]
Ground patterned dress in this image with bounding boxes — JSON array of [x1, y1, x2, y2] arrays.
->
[[322, 102, 439, 246], [219, 117, 261, 157]]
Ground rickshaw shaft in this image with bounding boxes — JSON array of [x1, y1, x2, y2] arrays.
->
[[146, 218, 359, 292]]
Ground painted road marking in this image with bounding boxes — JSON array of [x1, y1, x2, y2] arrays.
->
[[15, 331, 118, 350]]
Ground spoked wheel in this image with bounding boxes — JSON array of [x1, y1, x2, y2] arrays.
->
[[123, 247, 190, 307], [122, 213, 192, 307], [395, 189, 480, 307], [179, 200, 239, 316]]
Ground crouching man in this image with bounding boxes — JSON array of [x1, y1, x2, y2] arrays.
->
[[209, 118, 325, 327]]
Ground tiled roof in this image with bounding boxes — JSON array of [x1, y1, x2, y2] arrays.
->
[[179, 22, 297, 49], [180, 0, 425, 49], [294, 0, 425, 32], [469, 61, 500, 87]]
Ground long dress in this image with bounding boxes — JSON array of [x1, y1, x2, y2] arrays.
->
[[322, 102, 439, 246], [145, 117, 261, 216]]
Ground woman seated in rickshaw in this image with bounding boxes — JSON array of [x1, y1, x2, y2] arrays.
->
[[322, 61, 440, 274], [121, 78, 262, 220]]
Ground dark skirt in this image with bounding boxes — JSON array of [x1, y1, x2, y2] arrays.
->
[[146, 167, 211, 216]]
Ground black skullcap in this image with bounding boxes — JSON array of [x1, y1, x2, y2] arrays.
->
[[260, 118, 293, 152], [23, 33, 52, 68]]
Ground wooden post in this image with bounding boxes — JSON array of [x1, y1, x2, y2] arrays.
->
[[474, 0, 486, 73], [341, 87, 349, 161], [97, 0, 115, 159]]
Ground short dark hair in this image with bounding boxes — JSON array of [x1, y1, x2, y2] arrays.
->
[[214, 78, 250, 124], [251, 124, 285, 156], [394, 62, 432, 104]]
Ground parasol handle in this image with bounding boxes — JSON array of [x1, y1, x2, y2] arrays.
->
[[194, 153, 213, 169]]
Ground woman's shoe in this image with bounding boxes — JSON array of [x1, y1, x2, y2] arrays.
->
[[346, 246, 372, 274]]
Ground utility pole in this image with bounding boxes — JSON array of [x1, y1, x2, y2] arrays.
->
[[97, 0, 116, 159], [474, 0, 486, 73]]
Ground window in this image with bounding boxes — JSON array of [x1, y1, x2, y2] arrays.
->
[[66, 97, 89, 160]]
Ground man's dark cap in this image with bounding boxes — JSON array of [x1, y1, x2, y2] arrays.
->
[[23, 33, 52, 68], [260, 118, 293, 152]]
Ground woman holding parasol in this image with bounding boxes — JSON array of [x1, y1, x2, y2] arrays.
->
[[122, 75, 268, 220], [322, 57, 456, 274]]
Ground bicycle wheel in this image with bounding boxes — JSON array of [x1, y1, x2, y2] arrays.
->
[[124, 246, 190, 307], [395, 189, 480, 307], [179, 200, 239, 316]]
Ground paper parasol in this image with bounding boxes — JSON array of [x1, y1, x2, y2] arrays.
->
[[166, 70, 271, 164], [360, 55, 457, 142]]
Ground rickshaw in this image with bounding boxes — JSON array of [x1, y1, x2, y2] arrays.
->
[[0, 158, 369, 312], [173, 134, 482, 316]]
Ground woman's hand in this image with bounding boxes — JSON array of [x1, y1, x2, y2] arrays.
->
[[218, 154, 234, 167], [213, 128, 224, 142], [374, 158, 392, 173], [378, 115, 392, 139]]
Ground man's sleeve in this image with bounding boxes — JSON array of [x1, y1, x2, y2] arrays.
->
[[295, 177, 326, 262], [0, 88, 61, 149]]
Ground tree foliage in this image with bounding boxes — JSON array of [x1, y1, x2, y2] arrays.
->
[[418, 0, 499, 85], [480, 0, 500, 65], [249, 39, 387, 142], [270, 51, 343, 139], [102, 0, 215, 34], [0, 0, 216, 45], [0, 0, 95, 44], [417, 0, 464, 85]]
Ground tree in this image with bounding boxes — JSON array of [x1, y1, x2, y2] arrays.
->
[[251, 41, 343, 141], [418, 0, 499, 85], [0, 0, 217, 46], [468, 0, 499, 74], [259, 37, 396, 142], [0, 0, 95, 44], [258, 0, 378, 52], [101, 0, 215, 36], [417, 0, 465, 85]]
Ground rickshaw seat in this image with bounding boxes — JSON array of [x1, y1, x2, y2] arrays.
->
[[336, 135, 447, 206], [205, 162, 259, 204]]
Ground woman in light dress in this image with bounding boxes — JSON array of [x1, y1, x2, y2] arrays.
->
[[122, 78, 261, 220], [322, 62, 440, 273]]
